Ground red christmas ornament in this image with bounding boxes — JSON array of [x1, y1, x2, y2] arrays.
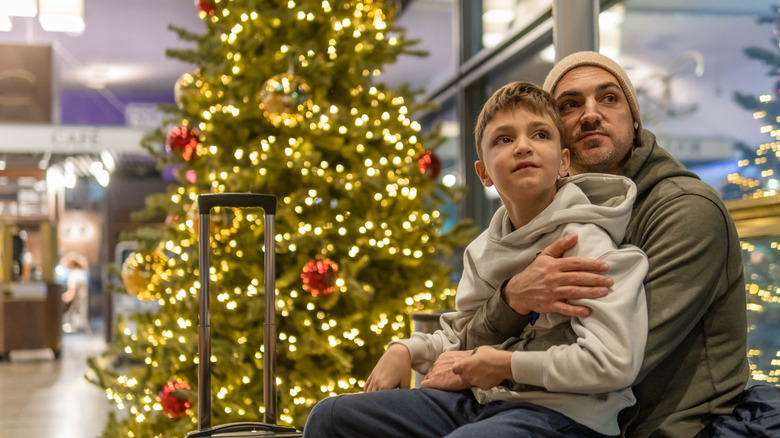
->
[[301, 258, 339, 297], [196, 0, 215, 16], [416, 150, 442, 181], [166, 126, 201, 161], [159, 379, 192, 418]]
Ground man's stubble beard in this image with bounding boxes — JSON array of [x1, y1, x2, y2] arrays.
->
[[567, 134, 634, 176]]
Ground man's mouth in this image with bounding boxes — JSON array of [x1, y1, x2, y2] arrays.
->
[[578, 131, 607, 141]]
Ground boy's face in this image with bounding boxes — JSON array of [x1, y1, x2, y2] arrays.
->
[[475, 107, 570, 209]]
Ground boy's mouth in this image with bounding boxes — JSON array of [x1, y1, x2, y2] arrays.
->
[[513, 161, 537, 172]]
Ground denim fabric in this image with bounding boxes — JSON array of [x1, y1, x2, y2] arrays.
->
[[695, 384, 780, 438], [303, 388, 615, 438]]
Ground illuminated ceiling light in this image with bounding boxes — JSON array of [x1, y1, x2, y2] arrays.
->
[[442, 173, 457, 187], [90, 161, 105, 174], [39, 151, 52, 169], [599, 5, 625, 29], [439, 121, 460, 138], [94, 169, 110, 187], [599, 46, 620, 60], [0, 0, 37, 17], [38, 0, 85, 34], [101, 149, 116, 172], [482, 32, 504, 49], [0, 15, 11, 31], [64, 171, 77, 189], [483, 9, 515, 24], [599, 4, 624, 59], [539, 44, 555, 63], [46, 166, 65, 190]]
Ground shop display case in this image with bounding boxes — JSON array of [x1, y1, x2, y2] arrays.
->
[[0, 220, 61, 358]]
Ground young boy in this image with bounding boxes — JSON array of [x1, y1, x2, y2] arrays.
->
[[304, 82, 649, 437]]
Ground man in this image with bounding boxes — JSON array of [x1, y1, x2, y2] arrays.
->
[[437, 51, 749, 437]]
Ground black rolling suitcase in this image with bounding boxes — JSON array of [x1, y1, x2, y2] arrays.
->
[[187, 193, 303, 437]]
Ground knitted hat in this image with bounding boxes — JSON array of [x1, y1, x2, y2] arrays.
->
[[543, 51, 641, 133]]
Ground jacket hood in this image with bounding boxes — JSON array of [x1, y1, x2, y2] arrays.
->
[[623, 129, 700, 198], [489, 173, 637, 246]]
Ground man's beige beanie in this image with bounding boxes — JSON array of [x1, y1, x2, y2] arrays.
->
[[543, 51, 642, 133]]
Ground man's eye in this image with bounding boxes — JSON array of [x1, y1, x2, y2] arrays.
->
[[558, 100, 577, 111], [603, 94, 617, 103]]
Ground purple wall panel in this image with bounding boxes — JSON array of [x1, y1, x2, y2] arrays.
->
[[59, 90, 175, 126]]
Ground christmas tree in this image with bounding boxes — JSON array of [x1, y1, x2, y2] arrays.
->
[[724, 5, 780, 386], [87, 0, 475, 436]]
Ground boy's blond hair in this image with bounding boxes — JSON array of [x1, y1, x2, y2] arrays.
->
[[474, 81, 566, 161]]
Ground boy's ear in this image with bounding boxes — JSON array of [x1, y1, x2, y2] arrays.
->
[[559, 148, 571, 177], [474, 160, 493, 187]]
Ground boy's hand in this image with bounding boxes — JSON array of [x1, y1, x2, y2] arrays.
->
[[503, 234, 613, 318], [419, 350, 471, 391], [452, 346, 512, 390], [364, 343, 412, 392]]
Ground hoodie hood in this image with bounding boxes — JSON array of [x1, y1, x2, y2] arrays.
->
[[623, 129, 700, 199], [489, 173, 637, 246]]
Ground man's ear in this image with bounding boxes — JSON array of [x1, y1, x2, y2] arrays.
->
[[474, 160, 493, 187], [559, 148, 571, 177]]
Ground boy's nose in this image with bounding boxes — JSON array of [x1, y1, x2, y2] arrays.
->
[[513, 138, 532, 155]]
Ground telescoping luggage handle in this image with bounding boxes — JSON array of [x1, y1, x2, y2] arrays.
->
[[197, 193, 279, 431]]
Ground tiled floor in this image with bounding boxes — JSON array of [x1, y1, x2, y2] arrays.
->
[[0, 325, 114, 438]]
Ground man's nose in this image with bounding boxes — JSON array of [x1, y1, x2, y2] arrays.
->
[[580, 98, 602, 126]]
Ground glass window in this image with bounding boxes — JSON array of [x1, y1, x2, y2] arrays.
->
[[482, 0, 552, 50], [597, 1, 776, 197], [419, 98, 462, 233], [740, 235, 780, 384], [382, 0, 457, 95]]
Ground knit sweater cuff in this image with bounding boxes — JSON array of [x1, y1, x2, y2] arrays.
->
[[511, 350, 547, 386], [391, 336, 435, 375]]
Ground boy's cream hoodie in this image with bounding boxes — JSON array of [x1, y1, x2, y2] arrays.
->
[[396, 173, 649, 436]]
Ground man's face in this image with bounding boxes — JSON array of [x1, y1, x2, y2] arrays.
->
[[551, 66, 636, 175]]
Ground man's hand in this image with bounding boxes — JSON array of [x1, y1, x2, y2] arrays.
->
[[503, 234, 613, 318], [365, 343, 412, 392], [419, 350, 471, 391], [452, 346, 512, 390]]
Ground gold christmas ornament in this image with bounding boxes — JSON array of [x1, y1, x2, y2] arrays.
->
[[121, 250, 168, 301], [259, 73, 313, 127], [187, 201, 230, 235], [174, 70, 200, 114]]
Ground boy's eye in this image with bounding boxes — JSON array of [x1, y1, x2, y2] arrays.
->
[[557, 100, 578, 111], [532, 130, 550, 140], [493, 135, 512, 145]]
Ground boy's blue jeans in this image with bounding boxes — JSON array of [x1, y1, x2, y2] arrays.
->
[[303, 388, 615, 437]]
